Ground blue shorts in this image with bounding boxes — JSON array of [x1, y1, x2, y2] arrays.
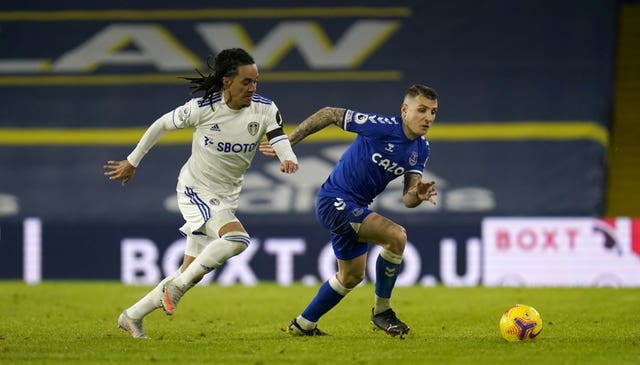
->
[[315, 195, 373, 260]]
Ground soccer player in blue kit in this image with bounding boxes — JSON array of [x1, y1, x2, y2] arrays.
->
[[260, 84, 439, 337]]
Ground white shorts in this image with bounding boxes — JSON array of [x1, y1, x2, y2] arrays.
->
[[176, 181, 240, 238]]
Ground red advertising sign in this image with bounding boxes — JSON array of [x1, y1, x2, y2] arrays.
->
[[482, 217, 640, 287]]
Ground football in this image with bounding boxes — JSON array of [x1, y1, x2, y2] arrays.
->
[[499, 304, 543, 342]]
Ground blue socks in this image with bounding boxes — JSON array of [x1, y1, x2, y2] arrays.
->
[[301, 277, 351, 322], [375, 249, 402, 298], [299, 249, 403, 324]]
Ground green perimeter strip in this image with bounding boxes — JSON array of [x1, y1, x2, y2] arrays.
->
[[0, 71, 403, 85], [0, 122, 608, 147], [0, 7, 411, 21]]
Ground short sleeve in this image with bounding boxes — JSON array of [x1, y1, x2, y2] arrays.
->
[[265, 102, 284, 133], [342, 109, 400, 137], [406, 138, 430, 175]]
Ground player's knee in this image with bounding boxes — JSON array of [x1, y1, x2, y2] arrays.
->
[[220, 231, 250, 258], [185, 233, 209, 257], [340, 271, 365, 289], [386, 224, 407, 254]]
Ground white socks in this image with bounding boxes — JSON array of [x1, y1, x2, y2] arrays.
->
[[126, 269, 180, 319], [174, 231, 250, 288], [296, 316, 317, 330], [328, 275, 352, 296], [125, 232, 250, 320], [374, 296, 391, 315]]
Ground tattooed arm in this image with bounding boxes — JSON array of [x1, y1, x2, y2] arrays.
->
[[259, 107, 345, 157], [403, 173, 437, 208], [288, 107, 345, 146]]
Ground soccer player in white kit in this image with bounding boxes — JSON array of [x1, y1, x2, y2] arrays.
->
[[104, 48, 299, 339]]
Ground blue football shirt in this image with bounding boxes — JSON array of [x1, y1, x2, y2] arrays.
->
[[318, 109, 430, 206]]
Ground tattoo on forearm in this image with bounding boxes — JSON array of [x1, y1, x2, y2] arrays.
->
[[403, 174, 420, 196], [289, 107, 345, 146]]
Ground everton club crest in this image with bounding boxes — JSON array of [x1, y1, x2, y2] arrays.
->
[[409, 151, 418, 166]]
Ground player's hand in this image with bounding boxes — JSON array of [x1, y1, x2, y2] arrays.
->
[[280, 160, 298, 174], [259, 141, 277, 157], [103, 159, 136, 186], [416, 180, 437, 205]]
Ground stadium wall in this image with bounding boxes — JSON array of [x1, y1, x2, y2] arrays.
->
[[4, 216, 640, 287], [0, 1, 623, 283]]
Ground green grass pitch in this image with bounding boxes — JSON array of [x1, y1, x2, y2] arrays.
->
[[1, 281, 639, 364]]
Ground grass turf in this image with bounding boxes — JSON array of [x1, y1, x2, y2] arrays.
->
[[1, 281, 639, 364]]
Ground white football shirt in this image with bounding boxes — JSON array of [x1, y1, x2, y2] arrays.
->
[[128, 91, 284, 198]]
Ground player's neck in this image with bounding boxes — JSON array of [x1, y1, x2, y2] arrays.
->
[[401, 123, 419, 141], [223, 91, 242, 110]]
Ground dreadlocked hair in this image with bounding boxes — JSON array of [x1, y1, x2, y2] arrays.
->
[[180, 48, 256, 106]]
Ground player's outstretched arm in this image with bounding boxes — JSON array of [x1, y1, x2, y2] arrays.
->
[[259, 106, 345, 157], [402, 173, 437, 208], [103, 159, 136, 186], [105, 113, 173, 185], [287, 107, 345, 146]]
